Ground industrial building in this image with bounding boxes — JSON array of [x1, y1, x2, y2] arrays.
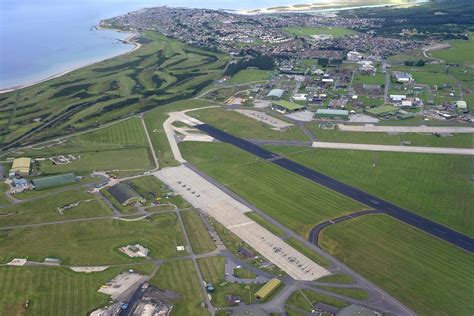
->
[[108, 183, 144, 205], [314, 109, 349, 120], [266, 88, 285, 99], [10, 157, 31, 176], [271, 100, 306, 113], [254, 278, 281, 300], [32, 173, 77, 190]]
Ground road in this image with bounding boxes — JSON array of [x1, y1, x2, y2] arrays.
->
[[195, 123, 474, 253]]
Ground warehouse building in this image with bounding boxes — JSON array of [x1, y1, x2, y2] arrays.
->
[[314, 109, 349, 120], [10, 157, 31, 176], [271, 100, 306, 113], [108, 183, 144, 205], [267, 88, 285, 99], [254, 278, 281, 300], [32, 173, 77, 190]]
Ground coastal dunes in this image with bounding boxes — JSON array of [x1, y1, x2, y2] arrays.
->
[[0, 32, 229, 149]]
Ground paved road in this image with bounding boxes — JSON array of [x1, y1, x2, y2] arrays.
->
[[311, 141, 474, 155], [337, 124, 474, 133], [195, 123, 474, 253], [308, 210, 384, 245]]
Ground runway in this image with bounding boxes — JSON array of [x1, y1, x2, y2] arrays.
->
[[195, 123, 474, 253]]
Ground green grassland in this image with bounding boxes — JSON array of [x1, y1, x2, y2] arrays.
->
[[197, 256, 263, 307], [411, 71, 456, 87], [228, 69, 270, 84], [150, 260, 209, 316], [0, 182, 11, 206], [0, 32, 228, 148], [0, 189, 111, 228], [316, 273, 354, 284], [0, 266, 134, 316], [284, 27, 355, 38], [189, 107, 309, 141], [319, 215, 474, 315], [180, 142, 365, 237], [143, 99, 216, 168], [267, 146, 473, 235], [181, 209, 216, 255], [317, 286, 369, 300], [431, 33, 474, 64], [245, 212, 285, 237], [305, 125, 473, 148], [125, 176, 190, 208], [353, 73, 385, 85], [0, 213, 186, 265], [285, 289, 348, 314]]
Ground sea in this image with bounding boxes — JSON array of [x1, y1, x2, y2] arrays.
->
[[0, 0, 418, 90]]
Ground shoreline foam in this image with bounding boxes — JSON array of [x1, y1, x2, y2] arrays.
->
[[0, 27, 141, 94]]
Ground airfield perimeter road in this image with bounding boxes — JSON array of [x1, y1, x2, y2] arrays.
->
[[195, 123, 474, 253]]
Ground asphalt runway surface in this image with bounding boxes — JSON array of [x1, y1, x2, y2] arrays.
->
[[196, 123, 474, 253]]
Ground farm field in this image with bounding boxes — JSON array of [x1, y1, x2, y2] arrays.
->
[[304, 125, 473, 148], [227, 69, 270, 84], [180, 142, 365, 237], [0, 189, 111, 228], [0, 213, 187, 265], [0, 266, 130, 316], [284, 26, 355, 38], [353, 73, 385, 85], [189, 107, 309, 141], [181, 209, 216, 255], [150, 259, 209, 316], [0, 32, 228, 148], [431, 33, 474, 64], [197, 256, 263, 307], [267, 146, 474, 235], [319, 215, 474, 315]]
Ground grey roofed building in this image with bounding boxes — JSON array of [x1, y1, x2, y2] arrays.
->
[[267, 88, 285, 99], [314, 302, 339, 315], [107, 183, 144, 205]]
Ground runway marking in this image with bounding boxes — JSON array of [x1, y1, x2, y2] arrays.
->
[[227, 222, 255, 229]]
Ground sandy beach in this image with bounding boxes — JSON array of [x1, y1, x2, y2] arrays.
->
[[0, 28, 141, 95]]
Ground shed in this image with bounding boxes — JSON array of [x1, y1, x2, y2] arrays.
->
[[254, 278, 281, 300], [32, 173, 77, 190], [267, 89, 285, 99], [10, 157, 31, 176], [314, 109, 349, 119], [456, 100, 467, 109], [272, 100, 306, 113], [108, 183, 144, 205]]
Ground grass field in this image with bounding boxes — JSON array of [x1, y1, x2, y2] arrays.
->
[[180, 142, 365, 237], [284, 27, 355, 38], [0, 213, 187, 265], [304, 125, 473, 148], [197, 256, 263, 307], [150, 259, 209, 316], [353, 73, 385, 85], [316, 274, 353, 284], [431, 33, 474, 64], [189, 107, 309, 141], [0, 266, 131, 316], [245, 212, 285, 237], [319, 215, 474, 315], [125, 176, 190, 208], [267, 146, 474, 235], [0, 32, 228, 148], [285, 289, 348, 314], [227, 69, 270, 84], [317, 286, 369, 300], [181, 209, 216, 255], [0, 182, 11, 206], [143, 99, 215, 168], [0, 189, 111, 228]]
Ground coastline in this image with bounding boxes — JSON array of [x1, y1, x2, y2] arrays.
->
[[235, 0, 428, 15], [0, 27, 141, 95]]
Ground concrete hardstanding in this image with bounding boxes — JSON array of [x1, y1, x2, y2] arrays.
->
[[154, 165, 330, 281]]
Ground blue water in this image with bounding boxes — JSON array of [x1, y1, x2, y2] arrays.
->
[[0, 0, 316, 89]]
